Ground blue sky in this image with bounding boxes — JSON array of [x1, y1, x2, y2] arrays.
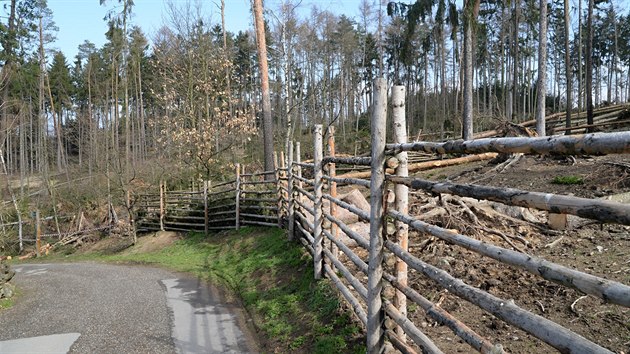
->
[[47, 0, 369, 61]]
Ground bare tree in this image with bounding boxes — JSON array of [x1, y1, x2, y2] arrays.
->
[[586, 0, 594, 131], [535, 0, 548, 136], [563, 0, 572, 134], [462, 0, 480, 140], [252, 0, 275, 176]]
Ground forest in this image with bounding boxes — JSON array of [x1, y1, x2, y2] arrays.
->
[[0, 0, 629, 232]]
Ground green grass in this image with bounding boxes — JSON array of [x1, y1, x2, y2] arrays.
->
[[0, 297, 14, 310], [63, 227, 364, 353], [0, 287, 19, 310], [551, 175, 584, 185]]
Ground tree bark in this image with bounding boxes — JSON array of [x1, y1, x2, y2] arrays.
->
[[586, 0, 594, 131], [462, 0, 480, 140], [564, 0, 572, 134], [252, 0, 275, 177], [535, 0, 547, 136]]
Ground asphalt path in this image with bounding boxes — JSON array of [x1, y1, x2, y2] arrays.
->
[[0, 263, 259, 354]]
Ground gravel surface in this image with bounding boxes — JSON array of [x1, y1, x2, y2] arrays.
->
[[0, 262, 259, 353]]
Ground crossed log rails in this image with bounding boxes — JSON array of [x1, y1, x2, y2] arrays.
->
[[387, 176, 630, 226], [322, 188, 623, 352], [294, 193, 503, 353]]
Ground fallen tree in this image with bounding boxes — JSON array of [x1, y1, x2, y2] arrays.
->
[[336, 153, 498, 180]]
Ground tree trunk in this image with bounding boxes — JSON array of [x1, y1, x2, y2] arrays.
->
[[564, 0, 572, 134], [586, 0, 594, 131], [535, 0, 547, 136], [512, 1, 520, 121], [252, 0, 275, 177], [462, 0, 480, 140], [463, 22, 473, 140], [578, 0, 583, 114]]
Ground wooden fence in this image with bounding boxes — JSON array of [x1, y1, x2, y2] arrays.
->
[[135, 78, 630, 354], [136, 165, 283, 234]]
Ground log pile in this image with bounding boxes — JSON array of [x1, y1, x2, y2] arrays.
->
[[0, 260, 15, 299]]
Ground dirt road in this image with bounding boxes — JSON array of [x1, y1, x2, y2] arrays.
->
[[0, 263, 259, 353]]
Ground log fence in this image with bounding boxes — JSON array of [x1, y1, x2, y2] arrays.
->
[[134, 79, 630, 353]]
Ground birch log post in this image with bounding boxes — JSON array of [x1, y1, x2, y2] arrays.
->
[[159, 180, 165, 231], [367, 78, 388, 354], [288, 141, 295, 240], [35, 209, 41, 257], [274, 152, 282, 227], [391, 85, 409, 341], [327, 126, 339, 262], [313, 125, 324, 280], [296, 142, 303, 216], [235, 164, 241, 230], [204, 181, 209, 237]]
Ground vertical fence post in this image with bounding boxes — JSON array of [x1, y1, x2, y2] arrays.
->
[[392, 84, 409, 342], [367, 78, 388, 353], [235, 163, 241, 230], [280, 150, 287, 222], [159, 180, 165, 231], [35, 209, 41, 258], [287, 141, 295, 240], [296, 142, 303, 214], [313, 124, 324, 280], [204, 180, 209, 237], [327, 126, 339, 263], [274, 152, 282, 227]]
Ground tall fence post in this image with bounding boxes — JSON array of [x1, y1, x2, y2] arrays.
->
[[327, 126, 339, 262], [204, 180, 209, 237], [235, 163, 241, 230], [159, 180, 165, 231], [274, 152, 282, 227], [295, 142, 303, 214], [280, 150, 287, 223], [392, 84, 409, 342], [313, 124, 324, 280], [287, 141, 295, 240], [35, 209, 41, 258], [367, 78, 388, 353]]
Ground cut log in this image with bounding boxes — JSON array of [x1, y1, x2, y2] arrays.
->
[[337, 153, 498, 180], [389, 132, 630, 156], [340, 189, 370, 214], [338, 222, 370, 247], [388, 177, 630, 226]]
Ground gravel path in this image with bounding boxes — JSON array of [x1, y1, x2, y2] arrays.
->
[[0, 263, 259, 353]]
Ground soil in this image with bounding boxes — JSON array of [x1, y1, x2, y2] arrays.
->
[[120, 231, 181, 255], [394, 154, 630, 353]]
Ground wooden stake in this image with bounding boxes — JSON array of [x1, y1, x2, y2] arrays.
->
[[392, 85, 409, 342], [313, 125, 324, 280], [35, 210, 41, 257], [204, 180, 209, 236], [159, 181, 165, 231], [287, 141, 295, 240], [274, 151, 282, 227], [327, 126, 339, 263], [367, 78, 388, 353], [235, 164, 241, 230]]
